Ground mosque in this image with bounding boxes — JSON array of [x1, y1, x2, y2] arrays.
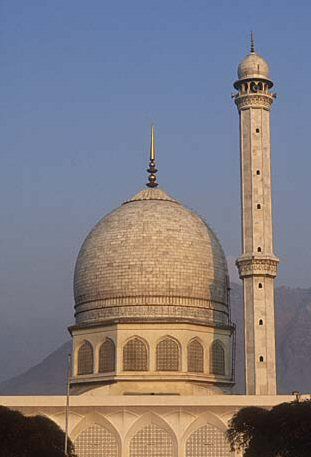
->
[[1, 40, 302, 456]]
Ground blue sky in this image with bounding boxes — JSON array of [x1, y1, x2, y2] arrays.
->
[[0, 0, 310, 379]]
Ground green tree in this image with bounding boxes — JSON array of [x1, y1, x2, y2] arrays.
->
[[227, 400, 311, 457], [0, 405, 76, 457]]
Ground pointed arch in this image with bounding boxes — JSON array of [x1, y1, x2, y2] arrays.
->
[[99, 338, 115, 373], [187, 338, 204, 373], [182, 412, 232, 457], [71, 413, 121, 457], [125, 413, 177, 457], [210, 340, 225, 375], [156, 336, 180, 371], [77, 340, 94, 375], [123, 337, 148, 371]]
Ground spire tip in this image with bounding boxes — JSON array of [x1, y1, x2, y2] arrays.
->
[[250, 31, 255, 53], [146, 124, 158, 188]]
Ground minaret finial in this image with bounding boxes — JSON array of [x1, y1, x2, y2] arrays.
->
[[146, 124, 158, 188], [250, 31, 255, 53]]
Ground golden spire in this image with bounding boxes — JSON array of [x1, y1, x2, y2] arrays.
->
[[150, 124, 155, 160], [146, 125, 158, 188], [250, 31, 255, 53]]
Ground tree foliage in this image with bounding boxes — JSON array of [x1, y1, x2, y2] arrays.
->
[[227, 400, 311, 457], [0, 405, 76, 457]]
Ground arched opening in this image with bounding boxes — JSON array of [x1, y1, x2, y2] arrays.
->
[[156, 337, 180, 371], [99, 338, 115, 373], [77, 341, 94, 375], [129, 423, 174, 457], [187, 339, 204, 373], [74, 424, 119, 457], [185, 424, 231, 457], [123, 338, 148, 371], [210, 340, 225, 376]]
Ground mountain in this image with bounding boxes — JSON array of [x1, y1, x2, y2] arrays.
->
[[0, 341, 71, 395], [0, 284, 310, 395]]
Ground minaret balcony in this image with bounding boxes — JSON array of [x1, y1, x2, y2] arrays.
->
[[234, 92, 275, 111], [236, 254, 279, 279]]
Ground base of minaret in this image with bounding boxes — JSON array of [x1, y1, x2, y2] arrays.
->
[[237, 255, 279, 395]]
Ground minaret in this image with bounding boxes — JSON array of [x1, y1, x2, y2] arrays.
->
[[233, 36, 279, 395]]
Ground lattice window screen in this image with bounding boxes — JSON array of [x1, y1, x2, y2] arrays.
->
[[99, 338, 115, 373], [156, 338, 180, 371], [74, 425, 119, 457], [130, 424, 174, 457], [188, 339, 204, 373], [77, 341, 94, 375], [210, 341, 225, 375], [123, 338, 148, 371], [186, 424, 231, 457]]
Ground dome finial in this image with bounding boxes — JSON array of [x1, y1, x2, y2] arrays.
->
[[146, 124, 158, 188], [250, 31, 255, 53]]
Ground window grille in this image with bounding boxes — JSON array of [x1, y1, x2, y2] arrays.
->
[[123, 338, 148, 371], [156, 338, 180, 371], [74, 425, 119, 457], [130, 424, 174, 457], [188, 339, 204, 373], [77, 341, 94, 375], [99, 338, 115, 373], [186, 424, 231, 457], [210, 341, 225, 375]]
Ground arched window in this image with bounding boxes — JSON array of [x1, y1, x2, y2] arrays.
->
[[156, 337, 180, 371], [77, 341, 94, 375], [210, 340, 225, 375], [75, 424, 119, 457], [130, 424, 174, 457], [186, 424, 231, 457], [99, 338, 115, 373], [123, 338, 148, 371], [187, 339, 204, 373]]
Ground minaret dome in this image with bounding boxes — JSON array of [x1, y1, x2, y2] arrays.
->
[[237, 52, 270, 80], [235, 34, 272, 87]]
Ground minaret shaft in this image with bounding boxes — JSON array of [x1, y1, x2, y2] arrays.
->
[[234, 71, 279, 395], [240, 107, 273, 254]]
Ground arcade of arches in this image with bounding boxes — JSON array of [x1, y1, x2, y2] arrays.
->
[[72, 415, 232, 457]]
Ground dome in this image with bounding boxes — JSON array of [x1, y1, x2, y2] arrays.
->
[[74, 187, 229, 327], [238, 52, 270, 80]]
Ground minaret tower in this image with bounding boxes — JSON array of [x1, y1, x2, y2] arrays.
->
[[233, 35, 279, 395]]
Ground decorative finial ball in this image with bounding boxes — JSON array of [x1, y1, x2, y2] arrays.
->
[[238, 52, 270, 80]]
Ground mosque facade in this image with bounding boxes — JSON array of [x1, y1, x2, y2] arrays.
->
[[0, 42, 302, 456]]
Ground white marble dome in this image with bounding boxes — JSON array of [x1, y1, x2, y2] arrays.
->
[[238, 51, 270, 80], [74, 187, 230, 327]]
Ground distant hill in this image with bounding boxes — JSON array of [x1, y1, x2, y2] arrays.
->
[[0, 284, 310, 395], [0, 341, 71, 395]]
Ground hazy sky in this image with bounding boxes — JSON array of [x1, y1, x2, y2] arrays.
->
[[0, 0, 310, 380]]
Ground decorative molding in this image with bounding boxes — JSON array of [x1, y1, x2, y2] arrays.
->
[[75, 294, 227, 310], [236, 256, 279, 278], [75, 304, 229, 326], [234, 93, 274, 111]]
